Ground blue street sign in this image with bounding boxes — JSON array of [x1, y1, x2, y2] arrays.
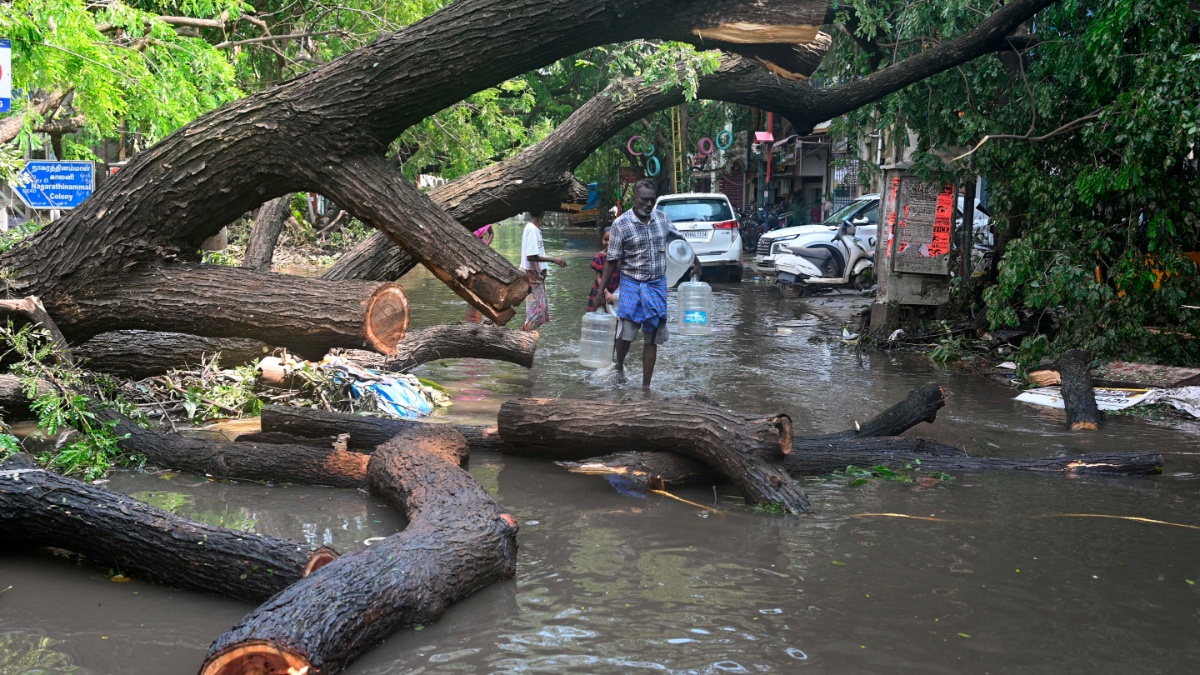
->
[[13, 161, 95, 210]]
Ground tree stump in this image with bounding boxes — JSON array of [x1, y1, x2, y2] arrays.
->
[[1056, 349, 1102, 430]]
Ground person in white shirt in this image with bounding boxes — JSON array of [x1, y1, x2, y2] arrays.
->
[[520, 210, 566, 331]]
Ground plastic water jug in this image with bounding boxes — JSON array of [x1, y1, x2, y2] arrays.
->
[[665, 239, 695, 287], [677, 280, 712, 335], [579, 310, 617, 368]]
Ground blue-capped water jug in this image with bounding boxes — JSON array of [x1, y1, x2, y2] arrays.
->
[[677, 280, 712, 335]]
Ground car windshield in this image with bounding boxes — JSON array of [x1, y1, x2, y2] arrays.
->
[[822, 199, 873, 226], [659, 198, 733, 223]]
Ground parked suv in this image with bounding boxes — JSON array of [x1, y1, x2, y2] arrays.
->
[[755, 195, 880, 277], [655, 192, 744, 281]]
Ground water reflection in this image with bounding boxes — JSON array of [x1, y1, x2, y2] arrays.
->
[[3, 224, 1199, 673]]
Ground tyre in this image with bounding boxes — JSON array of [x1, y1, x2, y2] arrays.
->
[[778, 281, 801, 298], [726, 265, 744, 282], [852, 267, 875, 291]]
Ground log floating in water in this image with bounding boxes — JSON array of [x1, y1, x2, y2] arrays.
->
[[822, 383, 945, 439], [0, 453, 335, 602], [257, 403, 501, 453], [560, 446, 1164, 489], [497, 398, 810, 513], [202, 425, 519, 675]]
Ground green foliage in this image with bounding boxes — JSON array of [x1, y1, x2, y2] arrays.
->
[[837, 0, 1200, 365], [0, 0, 243, 155], [842, 463, 954, 486], [0, 323, 143, 480]]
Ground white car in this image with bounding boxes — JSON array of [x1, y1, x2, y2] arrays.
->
[[755, 195, 880, 277], [755, 193, 991, 277], [655, 192, 744, 282]]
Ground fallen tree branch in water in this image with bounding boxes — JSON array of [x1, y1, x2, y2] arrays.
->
[[0, 453, 336, 602], [202, 426, 518, 675]]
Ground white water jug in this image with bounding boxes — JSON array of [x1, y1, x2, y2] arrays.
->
[[665, 239, 694, 288], [579, 310, 617, 368], [677, 280, 712, 335]]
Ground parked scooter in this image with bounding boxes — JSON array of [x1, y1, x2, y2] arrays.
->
[[773, 220, 874, 298]]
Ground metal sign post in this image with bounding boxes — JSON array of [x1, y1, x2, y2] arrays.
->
[[13, 161, 96, 210]]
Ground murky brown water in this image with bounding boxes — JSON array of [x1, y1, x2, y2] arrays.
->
[[4, 223, 1200, 673]]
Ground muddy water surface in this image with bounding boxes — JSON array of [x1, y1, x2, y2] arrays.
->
[[3, 223, 1199, 673]]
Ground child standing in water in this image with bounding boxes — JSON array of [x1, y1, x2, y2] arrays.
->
[[588, 227, 621, 312]]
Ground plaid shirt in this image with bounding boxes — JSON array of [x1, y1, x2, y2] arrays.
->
[[606, 208, 679, 281]]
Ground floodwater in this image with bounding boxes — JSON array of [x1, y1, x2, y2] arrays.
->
[[3, 222, 1200, 673]]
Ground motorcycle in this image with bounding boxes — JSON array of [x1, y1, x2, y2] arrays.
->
[[773, 220, 874, 298], [740, 209, 767, 254]]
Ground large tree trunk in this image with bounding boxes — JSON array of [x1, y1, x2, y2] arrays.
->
[[257, 403, 501, 453], [0, 0, 836, 331], [0, 453, 336, 602], [242, 196, 292, 272], [498, 398, 811, 513], [58, 263, 410, 356], [202, 426, 519, 675]]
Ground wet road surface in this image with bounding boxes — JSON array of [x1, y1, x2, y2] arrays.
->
[[3, 223, 1199, 673]]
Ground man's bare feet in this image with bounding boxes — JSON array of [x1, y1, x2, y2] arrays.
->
[[615, 367, 628, 384]]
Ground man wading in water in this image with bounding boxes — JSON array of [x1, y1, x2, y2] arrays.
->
[[596, 179, 700, 387]]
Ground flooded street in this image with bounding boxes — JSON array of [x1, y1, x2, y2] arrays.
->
[[3, 223, 1199, 673]]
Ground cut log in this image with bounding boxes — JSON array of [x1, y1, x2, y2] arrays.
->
[[73, 322, 533, 378], [202, 426, 519, 675], [381, 323, 539, 372], [560, 446, 1165, 489], [96, 409, 372, 488], [0, 453, 336, 602], [242, 196, 292, 272], [75, 331, 271, 378], [1056, 349, 1102, 431], [58, 263, 410, 357], [821, 383, 945, 439], [258, 403, 501, 453], [497, 398, 810, 513]]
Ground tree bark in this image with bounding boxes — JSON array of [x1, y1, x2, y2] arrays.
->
[[0, 453, 336, 602], [73, 322, 534, 378], [75, 331, 270, 378], [324, 0, 1052, 282], [57, 263, 409, 357], [559, 446, 1165, 489], [242, 196, 292, 272], [202, 426, 520, 675], [257, 403, 501, 453], [1056, 349, 1102, 431], [497, 398, 810, 513], [0, 0, 835, 330], [0, 296, 74, 362], [96, 408, 373, 488], [820, 383, 945, 439]]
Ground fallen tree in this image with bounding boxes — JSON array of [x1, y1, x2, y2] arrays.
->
[[497, 398, 811, 513], [0, 453, 336, 602], [324, 0, 1054, 282], [0, 0, 837, 338], [202, 426, 519, 675]]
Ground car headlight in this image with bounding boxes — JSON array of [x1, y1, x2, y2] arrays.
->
[[771, 234, 800, 242]]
